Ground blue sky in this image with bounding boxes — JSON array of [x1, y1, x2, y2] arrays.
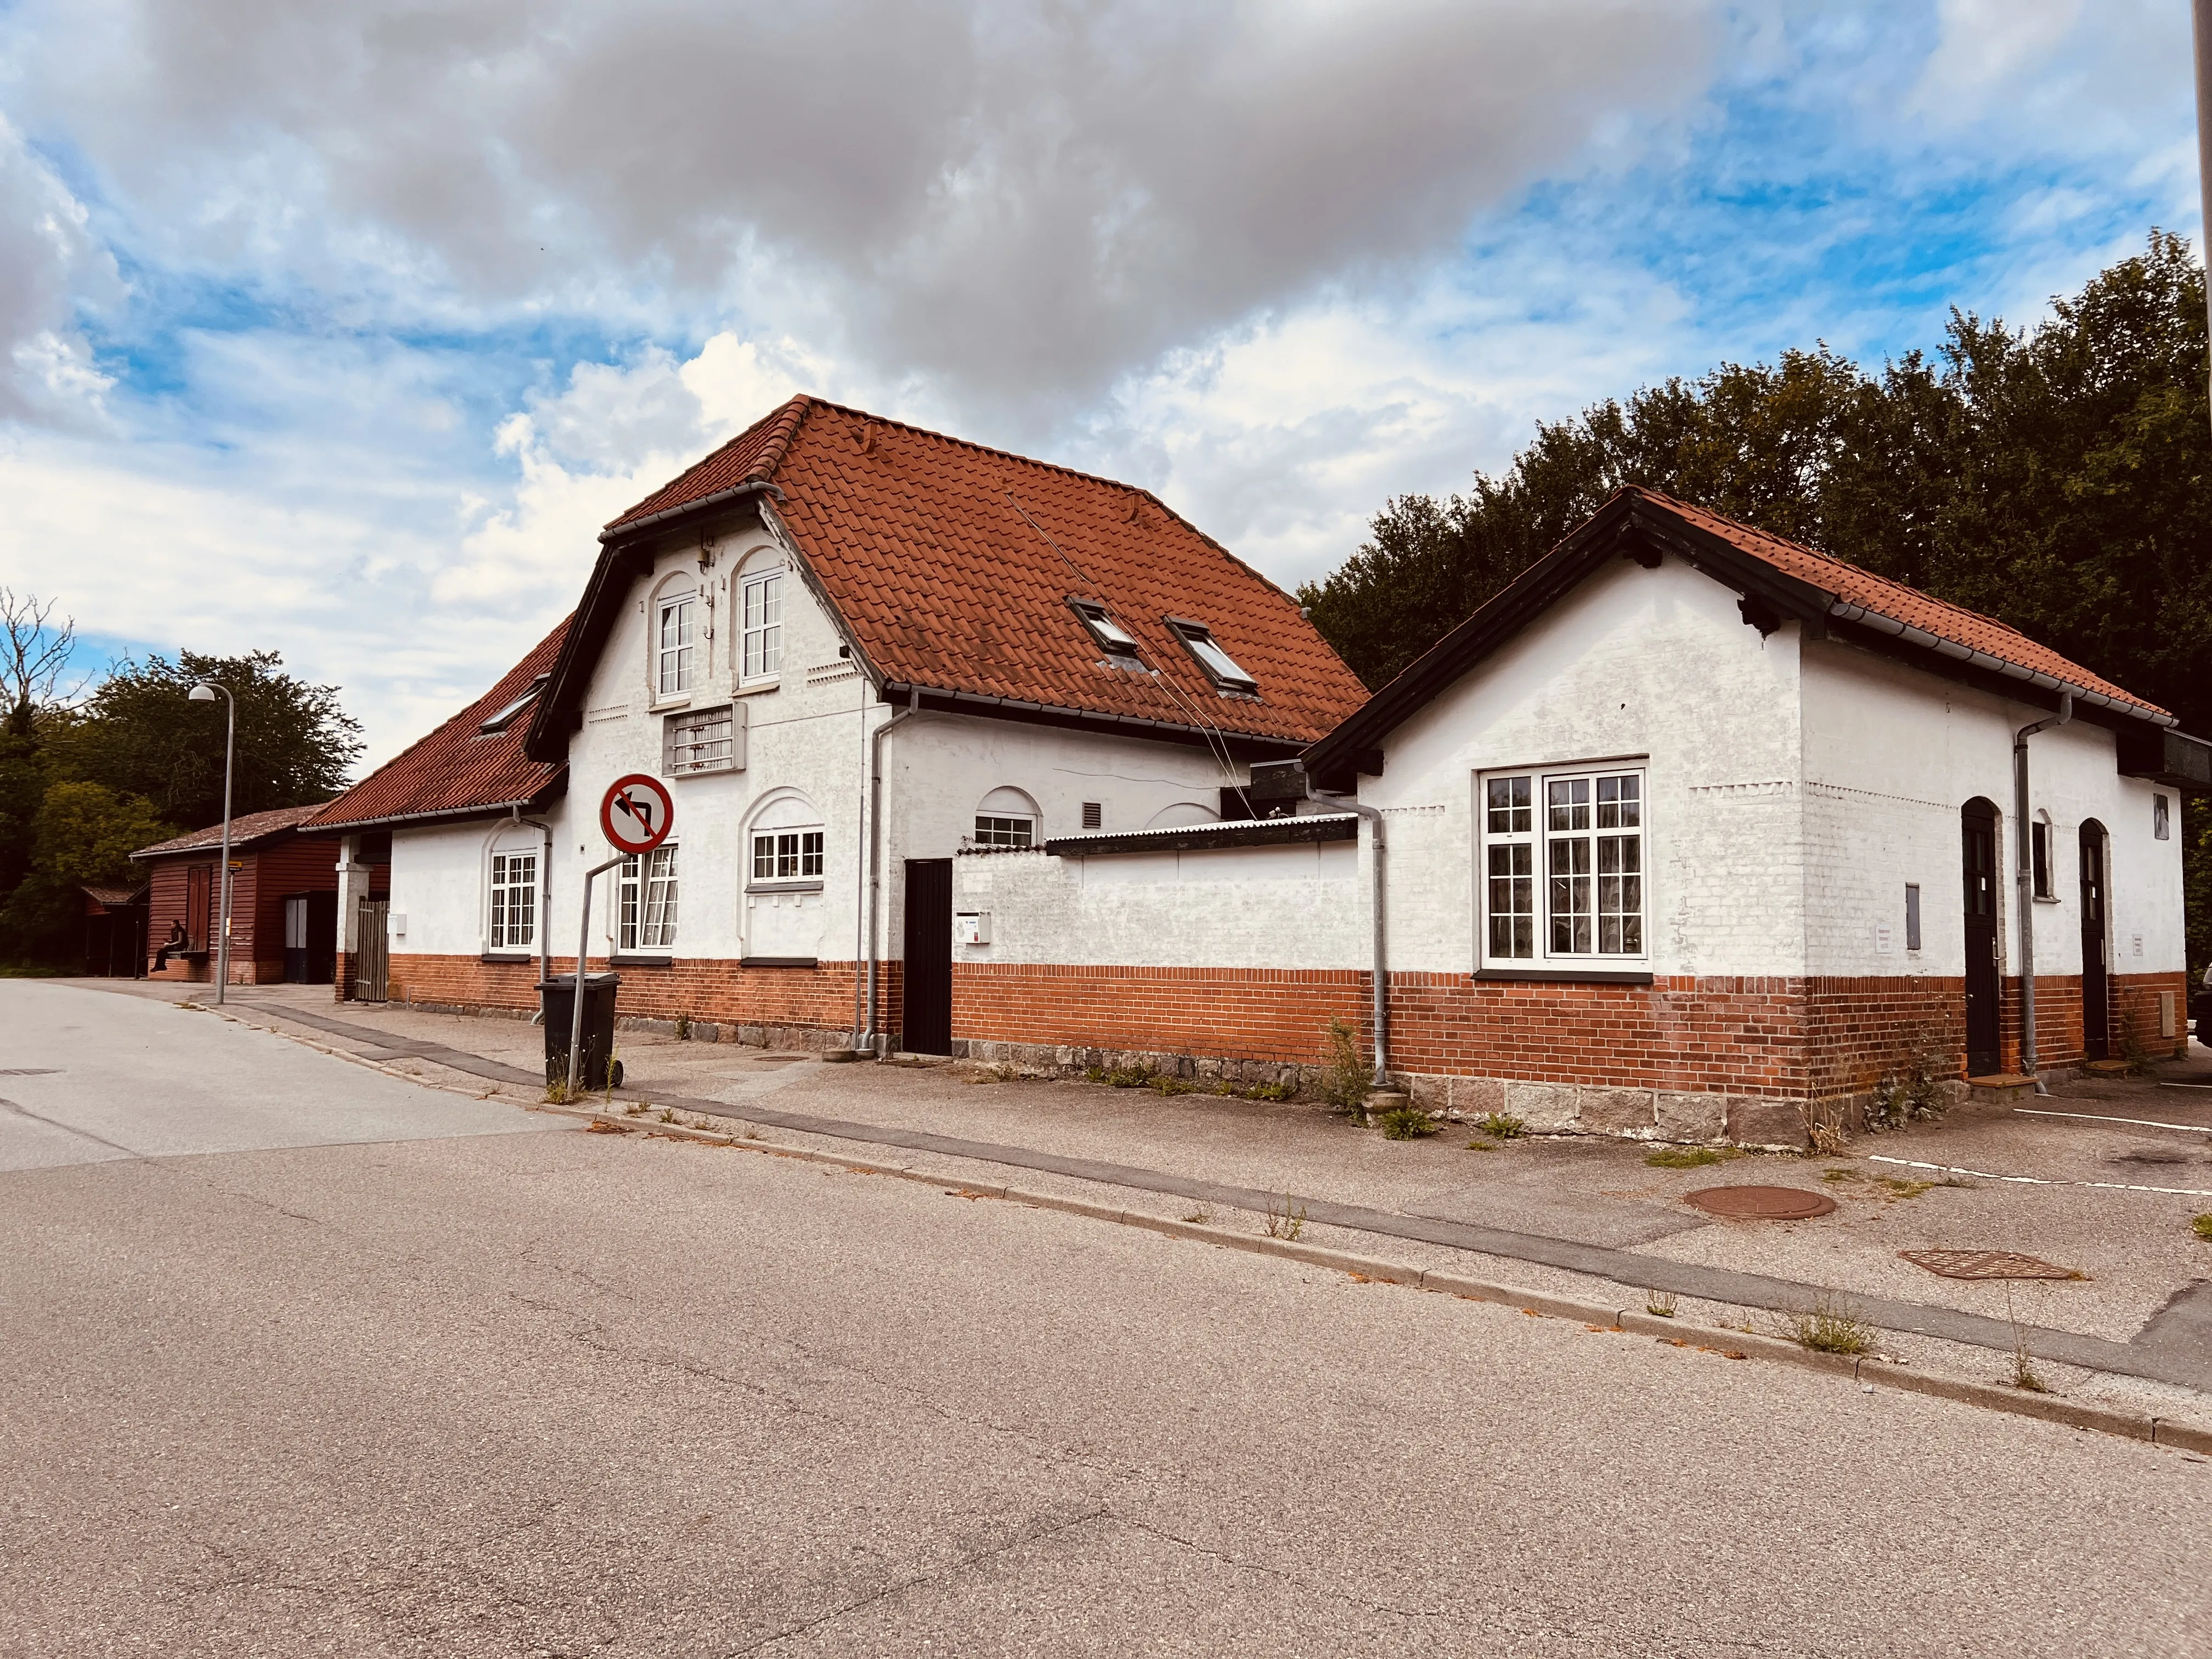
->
[[0, 0, 2198, 767]]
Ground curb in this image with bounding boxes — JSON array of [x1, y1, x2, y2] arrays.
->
[[567, 1108, 2212, 1458]]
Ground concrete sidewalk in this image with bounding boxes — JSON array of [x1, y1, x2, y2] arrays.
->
[[82, 979, 2212, 1417]]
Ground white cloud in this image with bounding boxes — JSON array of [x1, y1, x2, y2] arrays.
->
[[0, 114, 120, 419]]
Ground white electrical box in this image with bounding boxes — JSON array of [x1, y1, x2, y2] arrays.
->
[[955, 911, 990, 946], [391, 912, 408, 936]]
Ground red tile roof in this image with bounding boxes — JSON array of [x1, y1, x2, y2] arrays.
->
[[309, 618, 570, 831], [597, 397, 1369, 746], [132, 803, 333, 860], [1639, 488, 2165, 716]]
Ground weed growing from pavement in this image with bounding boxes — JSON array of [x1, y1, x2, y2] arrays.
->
[[1645, 1289, 1678, 1319], [1085, 1062, 1159, 1088], [624, 1101, 648, 1116], [1263, 1193, 1307, 1240], [1150, 1075, 1202, 1096], [2193, 1214, 2212, 1242], [2006, 1286, 2050, 1392], [1376, 1103, 1439, 1140], [1865, 1031, 1950, 1130], [1475, 1112, 1526, 1141], [1183, 1202, 1214, 1225], [657, 1107, 675, 1124], [674, 1012, 692, 1041], [1777, 1296, 1874, 1356], [1644, 1145, 1741, 1169], [1820, 1166, 1860, 1182], [1240, 1081, 1297, 1102], [1318, 1017, 1371, 1120], [1808, 1120, 1850, 1155], [1465, 1137, 1498, 1152]]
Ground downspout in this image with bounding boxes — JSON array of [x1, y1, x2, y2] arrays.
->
[[1305, 776, 1390, 1088], [2013, 691, 2072, 1093], [861, 686, 923, 1056], [512, 805, 555, 1003]]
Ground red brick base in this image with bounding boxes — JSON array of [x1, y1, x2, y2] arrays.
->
[[373, 952, 877, 1044]]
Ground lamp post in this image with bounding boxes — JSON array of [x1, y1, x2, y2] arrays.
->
[[187, 682, 236, 1005]]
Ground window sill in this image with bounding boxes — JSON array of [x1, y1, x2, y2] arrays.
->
[[479, 952, 537, 965], [748, 879, 825, 894], [648, 696, 692, 714], [2033, 895, 2061, 905], [733, 679, 781, 698], [609, 953, 674, 968], [668, 762, 740, 780], [741, 956, 819, 969], [1475, 967, 1655, 986]]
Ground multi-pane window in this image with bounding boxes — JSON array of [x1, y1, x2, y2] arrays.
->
[[618, 845, 678, 951], [1482, 768, 1645, 962], [741, 571, 783, 681], [752, 830, 823, 880], [489, 851, 537, 950], [666, 705, 736, 774], [973, 815, 1034, 848], [657, 596, 696, 698]]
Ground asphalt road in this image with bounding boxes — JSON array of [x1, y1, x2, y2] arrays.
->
[[3, 984, 2207, 1657]]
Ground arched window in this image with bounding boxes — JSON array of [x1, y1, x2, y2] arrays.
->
[[745, 790, 825, 963], [650, 573, 700, 700], [735, 551, 785, 684], [1144, 801, 1218, 832], [975, 786, 1040, 847], [486, 827, 540, 953]]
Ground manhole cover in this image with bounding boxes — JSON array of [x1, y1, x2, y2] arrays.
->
[[1683, 1185, 1837, 1219], [1899, 1249, 2082, 1280]]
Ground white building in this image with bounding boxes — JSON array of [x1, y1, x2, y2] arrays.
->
[[308, 396, 1370, 1052], [951, 488, 2205, 1143]]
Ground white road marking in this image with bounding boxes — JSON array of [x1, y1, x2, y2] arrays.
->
[[2013, 1107, 2212, 1134], [1866, 1154, 2212, 1199]]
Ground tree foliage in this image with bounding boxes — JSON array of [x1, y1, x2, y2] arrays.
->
[[47, 650, 363, 831], [1300, 232, 2212, 742]]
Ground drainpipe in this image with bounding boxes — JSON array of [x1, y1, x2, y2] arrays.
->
[[2013, 691, 2072, 1092], [860, 686, 923, 1055], [512, 805, 555, 1001], [1305, 774, 1390, 1088]]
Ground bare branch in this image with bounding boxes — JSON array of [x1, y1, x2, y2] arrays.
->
[[0, 589, 80, 713]]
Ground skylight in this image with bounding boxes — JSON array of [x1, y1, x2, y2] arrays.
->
[[1166, 619, 1257, 693], [1069, 598, 1142, 661], [478, 674, 550, 733]]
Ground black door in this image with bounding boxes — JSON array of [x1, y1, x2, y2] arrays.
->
[[284, 896, 310, 983], [1961, 799, 2000, 1075], [2079, 821, 2109, 1062], [901, 859, 953, 1056]]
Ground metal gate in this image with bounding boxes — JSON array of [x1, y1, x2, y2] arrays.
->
[[354, 898, 390, 1003]]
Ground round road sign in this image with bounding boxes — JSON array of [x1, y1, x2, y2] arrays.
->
[[600, 773, 675, 855]]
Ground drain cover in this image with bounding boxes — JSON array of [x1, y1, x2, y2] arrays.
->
[[1684, 1185, 1837, 1219], [1899, 1249, 2081, 1280]]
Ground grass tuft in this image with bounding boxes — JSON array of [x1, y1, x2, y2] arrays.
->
[[1644, 1144, 1741, 1169], [1262, 1193, 1307, 1241], [1376, 1103, 1438, 1140], [1475, 1112, 1527, 1141], [1778, 1296, 1874, 1356], [2193, 1214, 2212, 1242], [1645, 1289, 1678, 1319]]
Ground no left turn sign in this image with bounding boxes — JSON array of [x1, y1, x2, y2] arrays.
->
[[600, 773, 675, 855]]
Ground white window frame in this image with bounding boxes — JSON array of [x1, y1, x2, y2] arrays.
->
[[740, 567, 784, 685], [656, 593, 697, 700], [973, 814, 1034, 848], [1479, 763, 1648, 968], [618, 845, 678, 952], [489, 849, 538, 951], [749, 828, 825, 886]]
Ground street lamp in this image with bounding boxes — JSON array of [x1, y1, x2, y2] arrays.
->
[[188, 682, 235, 1005]]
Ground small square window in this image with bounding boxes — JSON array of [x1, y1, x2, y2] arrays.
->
[[1165, 618, 1257, 693], [1070, 599, 1141, 661]]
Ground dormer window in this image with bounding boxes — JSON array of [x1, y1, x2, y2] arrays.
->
[[1166, 618, 1256, 694], [1069, 598, 1141, 663], [478, 674, 549, 734]]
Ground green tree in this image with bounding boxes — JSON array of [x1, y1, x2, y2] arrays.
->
[[0, 782, 174, 963], [48, 650, 363, 830]]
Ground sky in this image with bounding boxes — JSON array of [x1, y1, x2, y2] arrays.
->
[[0, 0, 2200, 769]]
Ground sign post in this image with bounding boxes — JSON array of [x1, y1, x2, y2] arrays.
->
[[565, 774, 675, 1097]]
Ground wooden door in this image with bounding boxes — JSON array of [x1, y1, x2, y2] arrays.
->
[[284, 896, 309, 983], [354, 899, 390, 1003], [2079, 822, 2109, 1062], [900, 859, 953, 1056], [1961, 799, 2000, 1075]]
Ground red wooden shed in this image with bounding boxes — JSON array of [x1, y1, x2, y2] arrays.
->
[[131, 804, 341, 985]]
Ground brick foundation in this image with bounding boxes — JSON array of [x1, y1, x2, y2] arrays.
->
[[372, 952, 876, 1048], [947, 962, 2192, 1149]]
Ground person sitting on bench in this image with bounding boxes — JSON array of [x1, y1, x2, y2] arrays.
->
[[153, 919, 189, 973]]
